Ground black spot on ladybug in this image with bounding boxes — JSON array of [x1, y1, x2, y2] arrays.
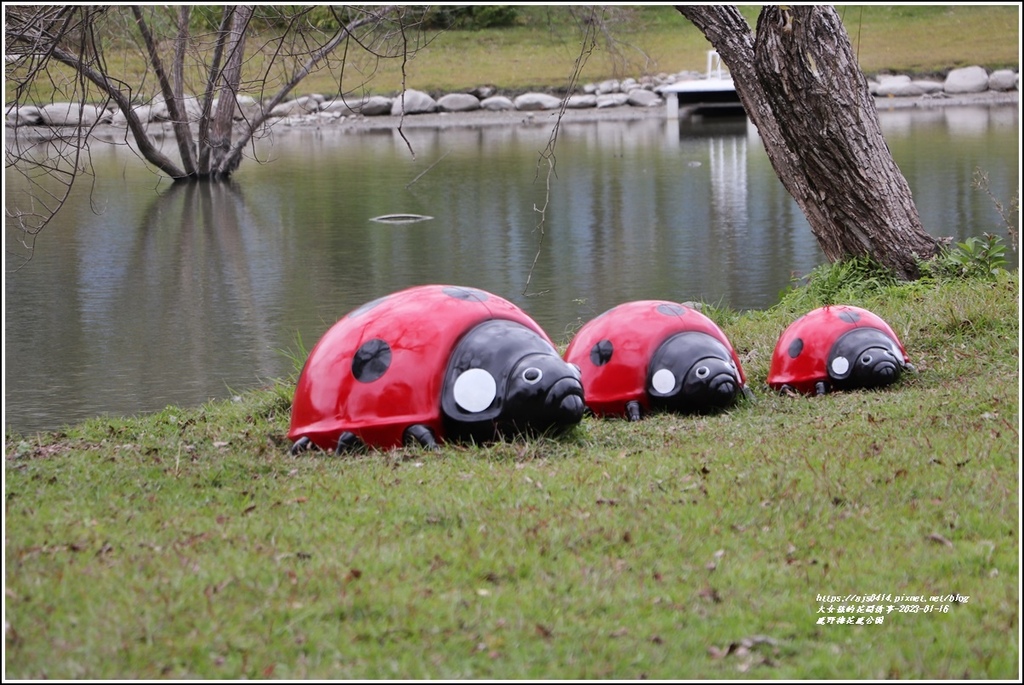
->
[[348, 295, 389, 319], [352, 338, 391, 382], [838, 310, 861, 324], [656, 303, 685, 317], [443, 286, 488, 302], [788, 337, 804, 358], [590, 339, 614, 366]]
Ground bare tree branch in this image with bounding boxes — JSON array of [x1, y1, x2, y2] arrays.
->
[[171, 4, 198, 173], [197, 6, 236, 174], [47, 43, 186, 177], [524, 6, 602, 297], [131, 5, 197, 176], [6, 4, 431, 244], [221, 5, 401, 174]]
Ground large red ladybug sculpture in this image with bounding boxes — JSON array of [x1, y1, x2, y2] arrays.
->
[[563, 300, 750, 421], [288, 285, 585, 454], [767, 305, 911, 396]]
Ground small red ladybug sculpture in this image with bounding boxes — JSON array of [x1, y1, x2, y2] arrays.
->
[[767, 305, 911, 396], [563, 300, 750, 421], [288, 285, 585, 454]]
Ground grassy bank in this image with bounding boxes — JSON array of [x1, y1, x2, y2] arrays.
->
[[5, 263, 1019, 679], [379, 4, 1020, 95], [6, 5, 1019, 105]]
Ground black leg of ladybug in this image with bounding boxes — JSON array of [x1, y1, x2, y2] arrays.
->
[[289, 436, 313, 456], [742, 386, 756, 402], [404, 424, 440, 450], [625, 400, 642, 422], [335, 431, 365, 455], [814, 381, 829, 396]]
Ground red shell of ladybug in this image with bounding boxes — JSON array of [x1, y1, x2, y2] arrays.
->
[[563, 301, 748, 419], [288, 285, 584, 452], [767, 305, 909, 396]]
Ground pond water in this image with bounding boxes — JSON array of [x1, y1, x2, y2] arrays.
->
[[4, 104, 1019, 435]]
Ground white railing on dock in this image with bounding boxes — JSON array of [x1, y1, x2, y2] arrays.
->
[[661, 50, 739, 120]]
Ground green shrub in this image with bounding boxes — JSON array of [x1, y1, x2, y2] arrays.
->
[[422, 5, 521, 30], [921, 233, 1010, 282]]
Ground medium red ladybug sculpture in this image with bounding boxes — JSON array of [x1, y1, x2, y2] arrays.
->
[[767, 305, 911, 396], [563, 300, 750, 421], [288, 285, 585, 454]]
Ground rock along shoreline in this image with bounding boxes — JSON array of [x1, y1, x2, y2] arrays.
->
[[277, 89, 1021, 135], [5, 65, 1018, 140]]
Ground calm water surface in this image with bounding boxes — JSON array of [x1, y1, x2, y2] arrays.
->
[[4, 105, 1019, 434]]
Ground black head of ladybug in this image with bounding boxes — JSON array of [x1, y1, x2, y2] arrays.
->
[[646, 331, 741, 414], [827, 328, 905, 390], [497, 353, 585, 438], [441, 319, 584, 443]]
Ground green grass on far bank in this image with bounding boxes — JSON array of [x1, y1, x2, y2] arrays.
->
[[389, 4, 1020, 95], [5, 262, 1019, 679], [6, 5, 1019, 106]]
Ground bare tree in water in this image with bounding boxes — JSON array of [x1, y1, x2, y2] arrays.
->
[[5, 4, 429, 249], [676, 5, 940, 278]]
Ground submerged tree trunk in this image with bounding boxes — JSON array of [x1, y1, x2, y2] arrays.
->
[[676, 5, 939, 279], [204, 5, 253, 179]]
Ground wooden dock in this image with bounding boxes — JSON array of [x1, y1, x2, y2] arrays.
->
[[660, 51, 744, 120]]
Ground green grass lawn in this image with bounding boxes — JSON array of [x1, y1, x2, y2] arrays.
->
[[312, 5, 1020, 94], [5, 265, 1018, 679], [6, 5, 1019, 104], [4, 4, 1019, 678]]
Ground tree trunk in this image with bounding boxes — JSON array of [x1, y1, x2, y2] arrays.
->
[[171, 5, 198, 174], [207, 5, 253, 179], [676, 5, 939, 279], [132, 5, 196, 177]]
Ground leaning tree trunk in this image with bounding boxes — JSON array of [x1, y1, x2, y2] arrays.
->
[[676, 5, 939, 279]]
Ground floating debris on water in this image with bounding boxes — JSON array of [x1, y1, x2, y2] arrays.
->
[[370, 213, 434, 224]]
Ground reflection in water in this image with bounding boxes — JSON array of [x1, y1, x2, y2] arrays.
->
[[4, 105, 1018, 434], [120, 181, 281, 395], [6, 179, 290, 431], [708, 125, 749, 234]]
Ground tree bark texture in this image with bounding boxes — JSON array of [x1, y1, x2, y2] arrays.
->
[[207, 5, 253, 179], [132, 6, 196, 178], [676, 5, 939, 279]]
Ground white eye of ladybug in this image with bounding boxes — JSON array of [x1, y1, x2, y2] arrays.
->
[[696, 365, 710, 379], [652, 368, 676, 394], [861, 354, 873, 365], [523, 367, 543, 384], [453, 368, 497, 413], [831, 356, 850, 376]]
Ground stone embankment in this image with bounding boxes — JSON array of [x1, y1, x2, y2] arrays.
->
[[5, 65, 1019, 132]]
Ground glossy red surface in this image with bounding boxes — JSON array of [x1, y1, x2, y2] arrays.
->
[[767, 305, 908, 395], [563, 300, 746, 418], [288, 285, 553, 450]]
